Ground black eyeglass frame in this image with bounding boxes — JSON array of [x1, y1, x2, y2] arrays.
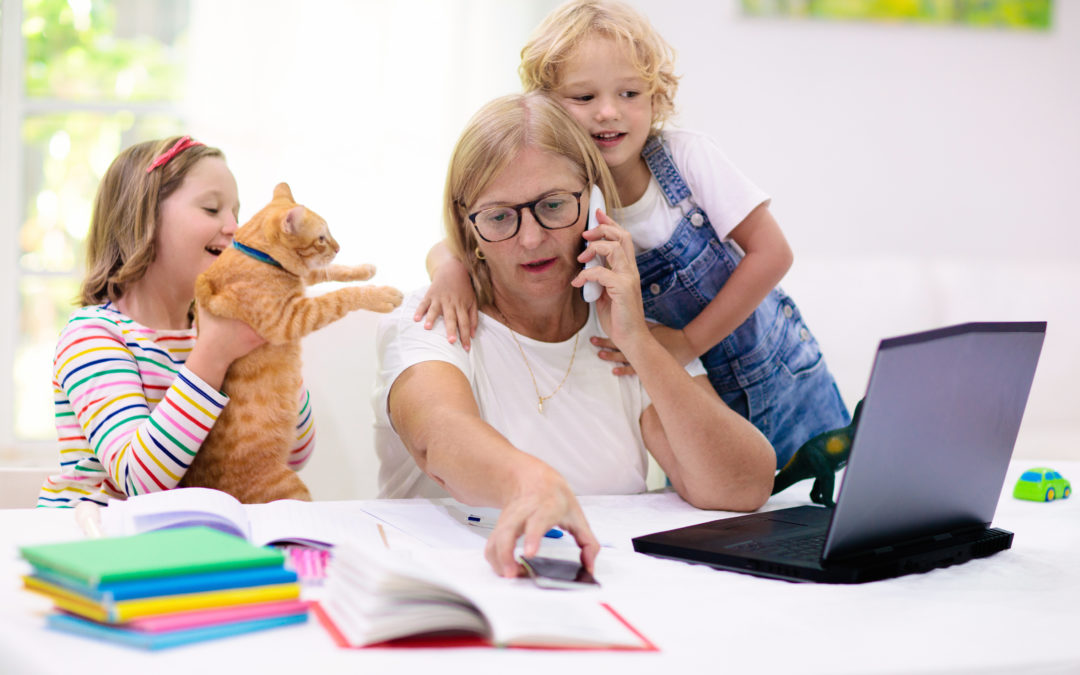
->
[[467, 190, 584, 243]]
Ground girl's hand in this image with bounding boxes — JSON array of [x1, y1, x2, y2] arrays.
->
[[187, 307, 266, 389], [414, 258, 478, 351], [483, 466, 600, 579]]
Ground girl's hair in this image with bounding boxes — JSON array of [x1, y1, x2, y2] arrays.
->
[[519, 0, 679, 133], [443, 92, 619, 308], [80, 136, 224, 306]]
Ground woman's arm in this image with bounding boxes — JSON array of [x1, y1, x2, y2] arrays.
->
[[575, 213, 775, 511], [387, 360, 599, 577]]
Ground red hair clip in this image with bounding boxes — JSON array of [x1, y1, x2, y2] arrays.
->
[[146, 136, 205, 173]]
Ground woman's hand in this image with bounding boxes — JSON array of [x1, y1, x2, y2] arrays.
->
[[572, 210, 650, 355], [186, 306, 266, 389], [414, 257, 478, 351], [483, 465, 601, 578]]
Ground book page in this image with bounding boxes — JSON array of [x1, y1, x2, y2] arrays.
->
[[320, 543, 490, 646], [480, 593, 648, 649], [445, 563, 647, 649], [245, 500, 389, 550], [99, 488, 250, 539], [321, 545, 650, 650]]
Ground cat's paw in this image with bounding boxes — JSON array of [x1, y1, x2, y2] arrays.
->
[[368, 285, 404, 313], [312, 263, 378, 284], [344, 264, 377, 281]]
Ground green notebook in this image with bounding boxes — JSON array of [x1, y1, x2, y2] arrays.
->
[[19, 526, 284, 587]]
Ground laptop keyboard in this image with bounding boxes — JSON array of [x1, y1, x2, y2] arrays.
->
[[727, 533, 826, 561]]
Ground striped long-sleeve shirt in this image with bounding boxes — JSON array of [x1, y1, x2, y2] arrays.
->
[[38, 303, 316, 507]]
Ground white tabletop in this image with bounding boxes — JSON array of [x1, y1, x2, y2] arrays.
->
[[3, 460, 1078, 675]]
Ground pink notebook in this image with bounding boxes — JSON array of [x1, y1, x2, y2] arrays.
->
[[124, 599, 310, 633]]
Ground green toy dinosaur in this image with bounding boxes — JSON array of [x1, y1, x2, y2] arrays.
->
[[772, 400, 863, 508]]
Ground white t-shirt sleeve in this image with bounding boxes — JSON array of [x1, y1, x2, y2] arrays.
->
[[374, 288, 470, 426], [665, 129, 770, 241]]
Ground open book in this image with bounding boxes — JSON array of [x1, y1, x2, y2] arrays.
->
[[100, 487, 335, 549], [315, 543, 656, 651]]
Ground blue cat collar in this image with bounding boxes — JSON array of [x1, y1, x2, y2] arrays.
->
[[231, 240, 283, 268]]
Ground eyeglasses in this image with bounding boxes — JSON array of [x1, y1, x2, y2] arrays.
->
[[468, 191, 583, 243]]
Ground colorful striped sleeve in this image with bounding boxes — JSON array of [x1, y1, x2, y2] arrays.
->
[[52, 312, 228, 499], [288, 385, 315, 470]]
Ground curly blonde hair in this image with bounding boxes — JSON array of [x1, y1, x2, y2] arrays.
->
[[80, 137, 224, 306], [519, 0, 679, 133], [443, 92, 619, 308]]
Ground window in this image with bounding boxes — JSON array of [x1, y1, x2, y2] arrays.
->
[[2, 0, 546, 470], [2, 0, 189, 463]]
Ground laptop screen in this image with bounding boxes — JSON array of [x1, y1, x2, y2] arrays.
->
[[823, 322, 1045, 560]]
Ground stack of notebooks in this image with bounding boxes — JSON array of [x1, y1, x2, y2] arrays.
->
[[19, 526, 309, 649]]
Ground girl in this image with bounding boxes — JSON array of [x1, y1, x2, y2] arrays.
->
[[38, 136, 315, 507], [418, 0, 851, 472]]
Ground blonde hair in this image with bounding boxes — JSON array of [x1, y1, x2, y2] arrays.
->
[[519, 0, 679, 133], [443, 92, 619, 308], [80, 136, 225, 306]]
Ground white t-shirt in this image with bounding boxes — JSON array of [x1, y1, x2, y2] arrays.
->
[[374, 290, 677, 499], [615, 128, 770, 254]]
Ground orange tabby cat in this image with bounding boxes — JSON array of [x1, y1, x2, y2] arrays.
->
[[179, 183, 402, 503]]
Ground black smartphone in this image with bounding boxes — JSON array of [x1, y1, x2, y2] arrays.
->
[[519, 555, 599, 589]]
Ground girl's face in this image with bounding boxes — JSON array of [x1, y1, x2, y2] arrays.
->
[[154, 156, 240, 294], [471, 147, 588, 305], [555, 36, 653, 181]]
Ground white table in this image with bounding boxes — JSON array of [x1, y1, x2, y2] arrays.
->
[[3, 460, 1078, 675]]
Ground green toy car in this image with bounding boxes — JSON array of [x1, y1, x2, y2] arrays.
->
[[1013, 467, 1071, 502]]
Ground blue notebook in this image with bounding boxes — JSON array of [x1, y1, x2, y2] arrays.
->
[[46, 611, 308, 650], [28, 565, 297, 602]]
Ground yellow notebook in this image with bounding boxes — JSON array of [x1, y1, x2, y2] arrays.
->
[[24, 575, 300, 623]]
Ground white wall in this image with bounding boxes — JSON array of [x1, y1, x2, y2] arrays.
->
[[638, 0, 1080, 462], [180, 1, 1078, 499]]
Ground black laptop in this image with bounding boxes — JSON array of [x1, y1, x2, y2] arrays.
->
[[632, 321, 1046, 583]]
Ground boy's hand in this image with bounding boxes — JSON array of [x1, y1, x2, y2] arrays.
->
[[414, 260, 478, 350], [590, 336, 635, 376], [647, 324, 697, 367], [590, 324, 695, 375]]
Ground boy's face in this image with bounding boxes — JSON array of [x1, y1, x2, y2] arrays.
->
[[554, 36, 653, 182]]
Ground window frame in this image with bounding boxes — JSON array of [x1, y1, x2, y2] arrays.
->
[[0, 0, 185, 465], [1, 0, 27, 463]]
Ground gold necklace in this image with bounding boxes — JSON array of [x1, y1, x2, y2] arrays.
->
[[498, 311, 580, 414]]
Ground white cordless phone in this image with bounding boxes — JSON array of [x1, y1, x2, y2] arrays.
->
[[582, 184, 605, 303]]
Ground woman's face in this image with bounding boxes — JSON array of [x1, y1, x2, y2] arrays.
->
[[470, 147, 587, 305]]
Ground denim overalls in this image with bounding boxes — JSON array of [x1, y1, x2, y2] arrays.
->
[[635, 136, 850, 467]]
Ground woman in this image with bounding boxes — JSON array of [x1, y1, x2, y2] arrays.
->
[[373, 93, 775, 577]]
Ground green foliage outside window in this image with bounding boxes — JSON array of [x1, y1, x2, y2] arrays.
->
[[15, 0, 188, 443], [23, 0, 187, 101]]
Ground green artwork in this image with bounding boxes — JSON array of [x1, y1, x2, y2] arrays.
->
[[740, 0, 1053, 30]]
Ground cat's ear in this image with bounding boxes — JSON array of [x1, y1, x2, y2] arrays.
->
[[273, 183, 295, 203], [283, 205, 306, 235]]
